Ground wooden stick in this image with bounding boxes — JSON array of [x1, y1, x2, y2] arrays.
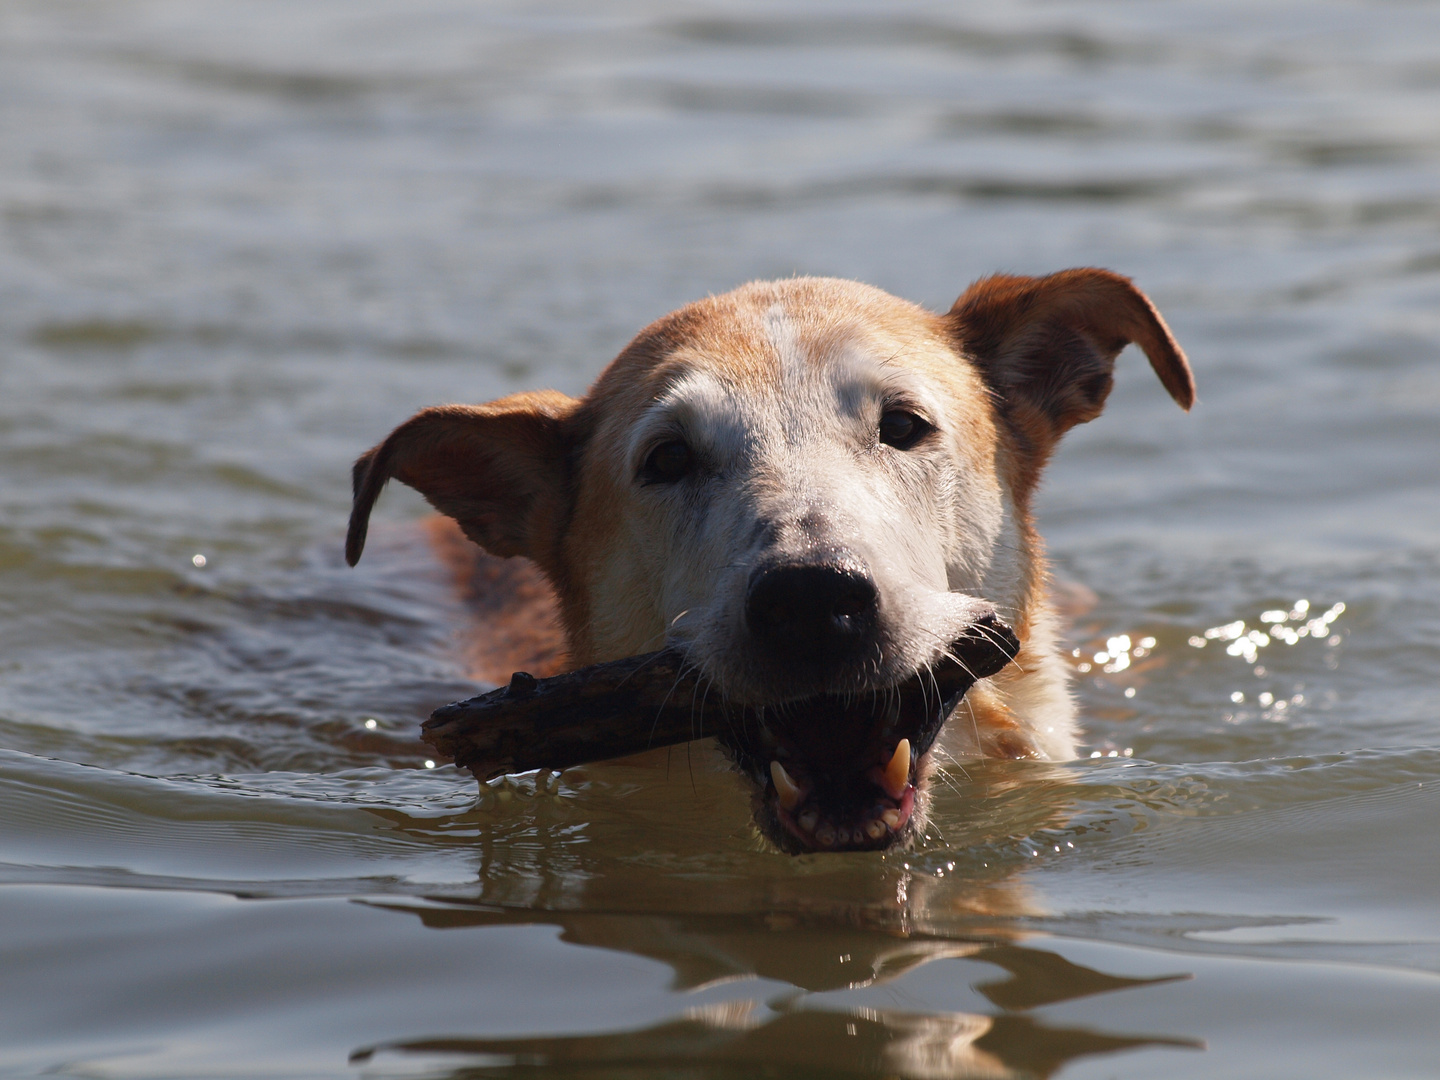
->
[[422, 614, 1018, 781]]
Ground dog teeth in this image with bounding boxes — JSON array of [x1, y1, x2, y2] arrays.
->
[[770, 760, 805, 811], [882, 738, 911, 800], [772, 743, 911, 846]]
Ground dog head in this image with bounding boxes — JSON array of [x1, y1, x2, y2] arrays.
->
[[348, 270, 1192, 853]]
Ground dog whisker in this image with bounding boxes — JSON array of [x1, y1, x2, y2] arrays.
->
[[351, 268, 1191, 851]]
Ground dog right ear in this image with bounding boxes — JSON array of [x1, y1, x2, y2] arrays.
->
[[346, 390, 581, 567], [945, 268, 1193, 454]]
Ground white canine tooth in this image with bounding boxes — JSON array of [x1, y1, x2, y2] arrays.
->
[[883, 738, 911, 799], [770, 760, 804, 812], [866, 818, 887, 841], [798, 809, 819, 832], [880, 808, 902, 830]]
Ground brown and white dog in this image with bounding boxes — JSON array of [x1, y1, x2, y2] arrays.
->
[[346, 270, 1193, 854]]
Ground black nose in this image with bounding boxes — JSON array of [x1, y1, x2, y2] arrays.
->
[[745, 563, 879, 663]]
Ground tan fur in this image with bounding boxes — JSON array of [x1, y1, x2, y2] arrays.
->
[[348, 269, 1192, 846], [424, 516, 568, 684]]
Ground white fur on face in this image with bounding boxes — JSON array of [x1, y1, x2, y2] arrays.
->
[[618, 306, 1006, 702]]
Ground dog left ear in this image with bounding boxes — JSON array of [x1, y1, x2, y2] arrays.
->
[[946, 268, 1193, 456], [346, 390, 581, 568]]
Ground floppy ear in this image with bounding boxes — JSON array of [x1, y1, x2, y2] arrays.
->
[[346, 390, 581, 567], [946, 268, 1193, 457]]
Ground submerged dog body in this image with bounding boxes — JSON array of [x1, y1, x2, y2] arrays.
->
[[348, 269, 1193, 853]]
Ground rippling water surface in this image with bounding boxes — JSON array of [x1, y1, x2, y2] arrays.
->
[[3, 2, 1440, 1077]]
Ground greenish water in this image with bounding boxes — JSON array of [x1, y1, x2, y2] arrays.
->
[[2, 1, 1439, 1076]]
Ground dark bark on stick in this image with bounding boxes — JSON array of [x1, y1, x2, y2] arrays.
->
[[422, 613, 1019, 781]]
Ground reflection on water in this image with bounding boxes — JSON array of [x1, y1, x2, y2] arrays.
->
[[3, 0, 1440, 1076], [356, 1004, 1195, 1080], [355, 903, 1197, 1079]]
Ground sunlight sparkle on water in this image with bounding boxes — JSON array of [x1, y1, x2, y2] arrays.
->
[[1074, 632, 1156, 678], [1076, 605, 1342, 735], [1190, 601, 1345, 664]]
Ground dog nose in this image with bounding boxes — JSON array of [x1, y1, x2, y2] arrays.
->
[[745, 563, 879, 661]]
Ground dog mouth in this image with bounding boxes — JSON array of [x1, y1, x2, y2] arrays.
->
[[738, 700, 929, 853], [717, 613, 1018, 853]]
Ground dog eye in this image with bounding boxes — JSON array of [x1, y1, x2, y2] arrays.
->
[[641, 439, 693, 484], [878, 410, 931, 450]]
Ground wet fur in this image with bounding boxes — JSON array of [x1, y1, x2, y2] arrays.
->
[[347, 269, 1192, 848]]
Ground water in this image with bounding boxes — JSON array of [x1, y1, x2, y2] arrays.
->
[[3, 1, 1439, 1076]]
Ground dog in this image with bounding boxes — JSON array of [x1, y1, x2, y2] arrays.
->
[[346, 269, 1193, 854]]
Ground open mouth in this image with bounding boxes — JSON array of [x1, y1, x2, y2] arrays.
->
[[717, 613, 1018, 853], [422, 612, 1018, 856]]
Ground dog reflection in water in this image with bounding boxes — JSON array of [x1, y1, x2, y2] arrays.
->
[[347, 269, 1194, 854], [353, 885, 1200, 1079], [346, 271, 1199, 1076]]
